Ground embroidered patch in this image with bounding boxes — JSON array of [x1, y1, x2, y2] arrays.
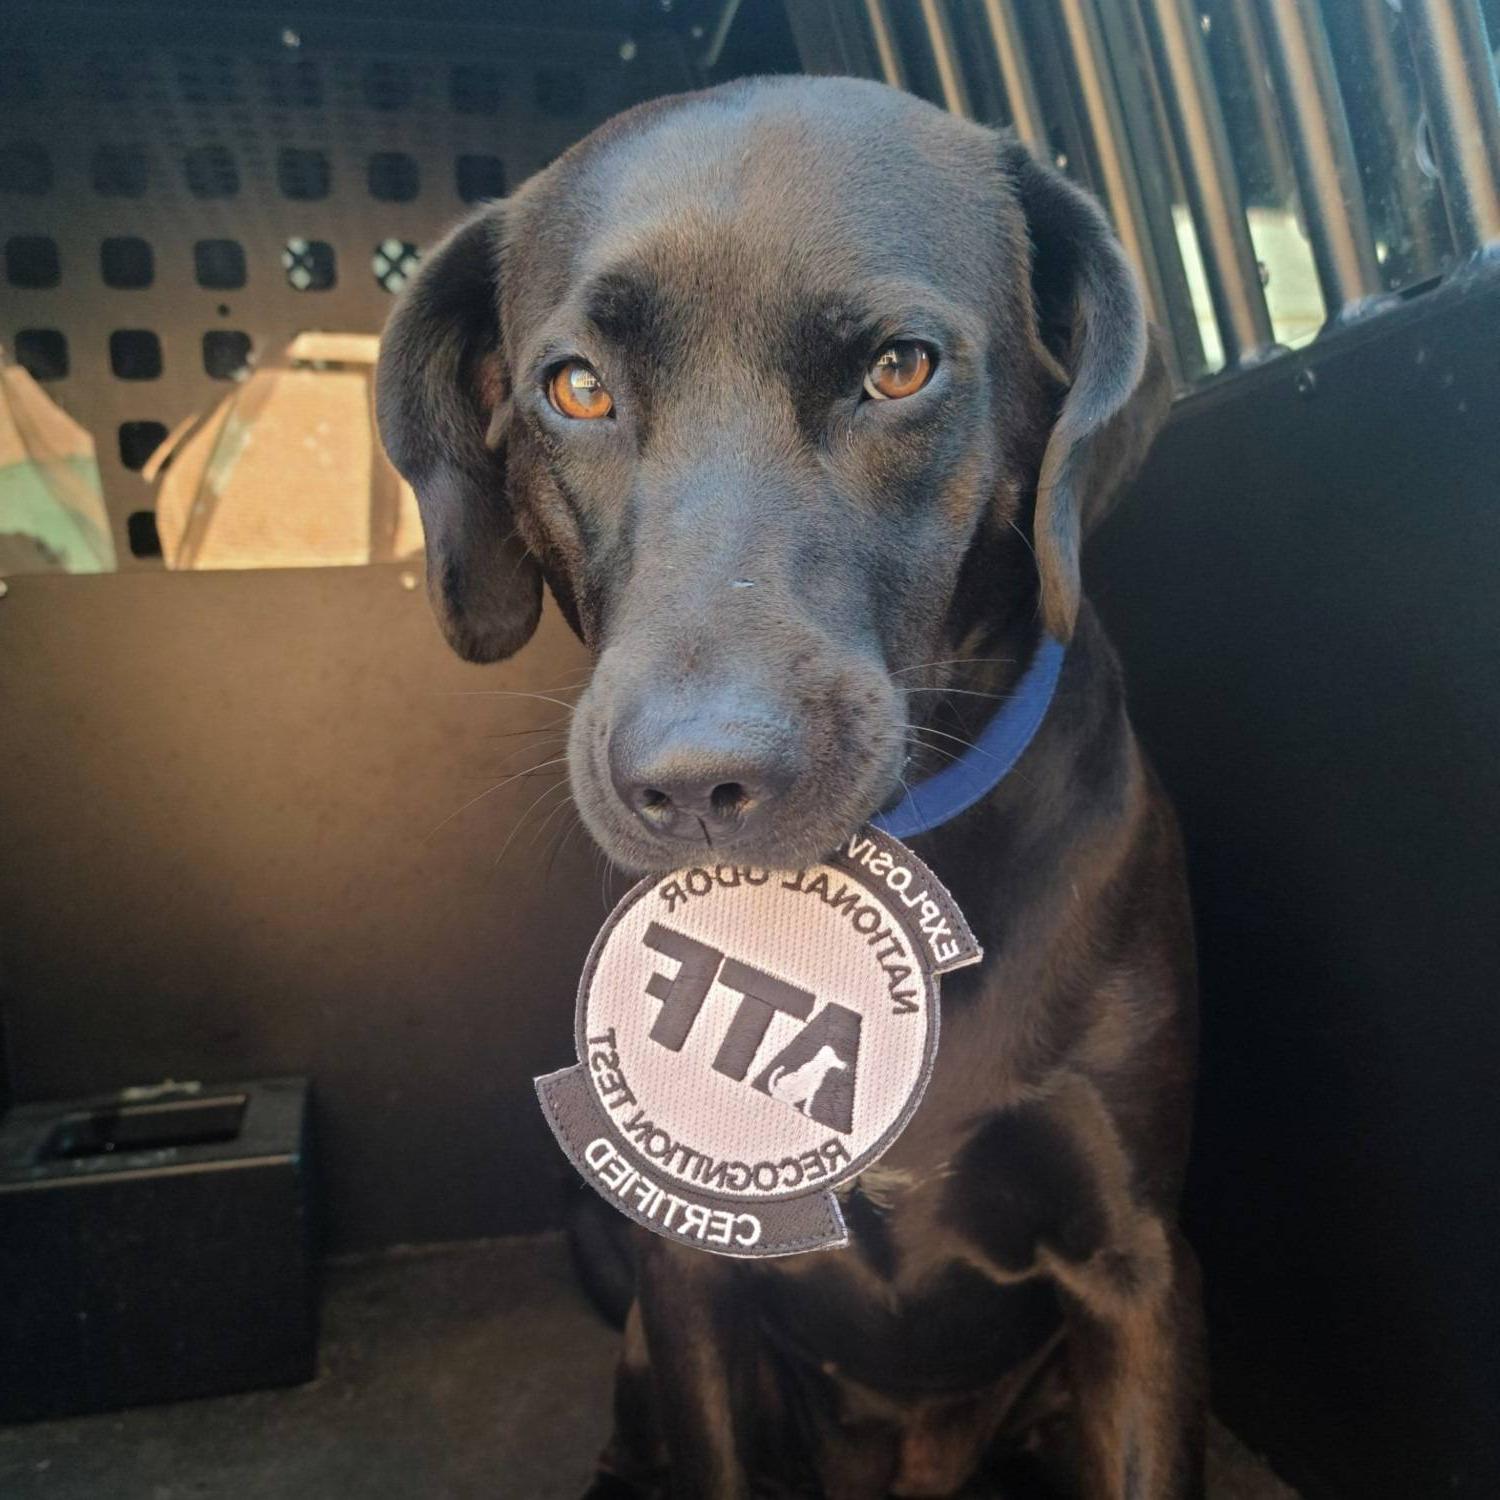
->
[[536, 825, 980, 1258]]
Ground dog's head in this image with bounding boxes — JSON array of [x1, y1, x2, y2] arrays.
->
[[378, 77, 1167, 872]]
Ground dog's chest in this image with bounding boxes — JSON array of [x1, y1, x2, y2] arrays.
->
[[748, 1147, 1070, 1394], [747, 1061, 1111, 1393], [752, 1191, 1061, 1393]]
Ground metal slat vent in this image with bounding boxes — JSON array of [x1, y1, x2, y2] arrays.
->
[[831, 0, 1500, 385]]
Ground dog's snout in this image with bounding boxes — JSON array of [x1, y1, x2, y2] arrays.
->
[[608, 708, 798, 845]]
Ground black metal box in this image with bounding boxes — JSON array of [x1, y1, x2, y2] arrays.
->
[[0, 1077, 316, 1422]]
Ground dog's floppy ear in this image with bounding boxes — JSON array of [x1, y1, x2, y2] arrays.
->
[[1005, 142, 1171, 642], [376, 207, 542, 662]]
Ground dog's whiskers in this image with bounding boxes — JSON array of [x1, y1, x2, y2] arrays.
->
[[455, 765, 567, 782], [442, 687, 585, 712], [892, 657, 1016, 675], [481, 719, 572, 739], [485, 734, 569, 769], [426, 755, 570, 839], [546, 811, 589, 885], [491, 778, 574, 870], [903, 739, 966, 769], [894, 768, 918, 807], [902, 686, 1010, 701], [528, 785, 581, 858], [1005, 516, 1039, 567], [901, 722, 981, 753]]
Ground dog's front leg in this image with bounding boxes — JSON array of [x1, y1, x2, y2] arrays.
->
[[1055, 1222, 1206, 1500], [634, 1234, 756, 1500]]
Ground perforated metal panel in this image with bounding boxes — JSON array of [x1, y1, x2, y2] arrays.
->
[[1, 6, 696, 568]]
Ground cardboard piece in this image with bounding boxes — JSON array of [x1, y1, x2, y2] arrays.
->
[[0, 352, 113, 575], [144, 332, 422, 571]]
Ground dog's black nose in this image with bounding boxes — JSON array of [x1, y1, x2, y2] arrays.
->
[[609, 710, 797, 843]]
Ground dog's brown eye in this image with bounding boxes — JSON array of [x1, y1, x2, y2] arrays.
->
[[549, 361, 614, 420], [864, 341, 934, 401]]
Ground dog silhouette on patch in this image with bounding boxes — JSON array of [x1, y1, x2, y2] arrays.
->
[[767, 1046, 847, 1119], [753, 1003, 861, 1133]]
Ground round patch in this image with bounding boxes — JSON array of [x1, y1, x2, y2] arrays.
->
[[536, 825, 980, 1258]]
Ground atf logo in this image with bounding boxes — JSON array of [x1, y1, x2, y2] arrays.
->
[[537, 825, 980, 1259], [639, 922, 860, 1134]]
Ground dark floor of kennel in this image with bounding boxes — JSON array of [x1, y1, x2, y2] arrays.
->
[[0, 1235, 1297, 1500]]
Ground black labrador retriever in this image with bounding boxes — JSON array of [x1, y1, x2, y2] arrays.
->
[[377, 75, 1200, 1500]]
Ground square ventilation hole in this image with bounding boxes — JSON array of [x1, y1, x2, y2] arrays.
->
[[368, 152, 419, 203], [0, 141, 53, 195], [184, 146, 239, 199], [364, 60, 413, 111], [451, 65, 503, 114], [110, 330, 163, 380], [127, 511, 163, 558], [195, 239, 246, 290], [203, 329, 251, 379], [5, 235, 60, 288], [1, 52, 45, 105], [277, 147, 330, 201], [535, 69, 586, 117], [15, 329, 68, 381], [373, 240, 420, 293], [282, 238, 335, 291], [86, 52, 136, 105], [258, 56, 322, 108], [456, 154, 505, 204], [175, 53, 241, 106], [93, 145, 149, 197], [119, 420, 168, 471], [101, 236, 154, 289]]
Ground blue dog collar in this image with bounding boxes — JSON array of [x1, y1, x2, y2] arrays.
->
[[871, 635, 1067, 840]]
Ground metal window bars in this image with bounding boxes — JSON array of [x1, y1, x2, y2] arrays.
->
[[827, 0, 1500, 387]]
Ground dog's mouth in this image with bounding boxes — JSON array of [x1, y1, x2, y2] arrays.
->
[[565, 659, 908, 876]]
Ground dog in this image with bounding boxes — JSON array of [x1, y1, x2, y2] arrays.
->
[[378, 75, 1199, 1500]]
